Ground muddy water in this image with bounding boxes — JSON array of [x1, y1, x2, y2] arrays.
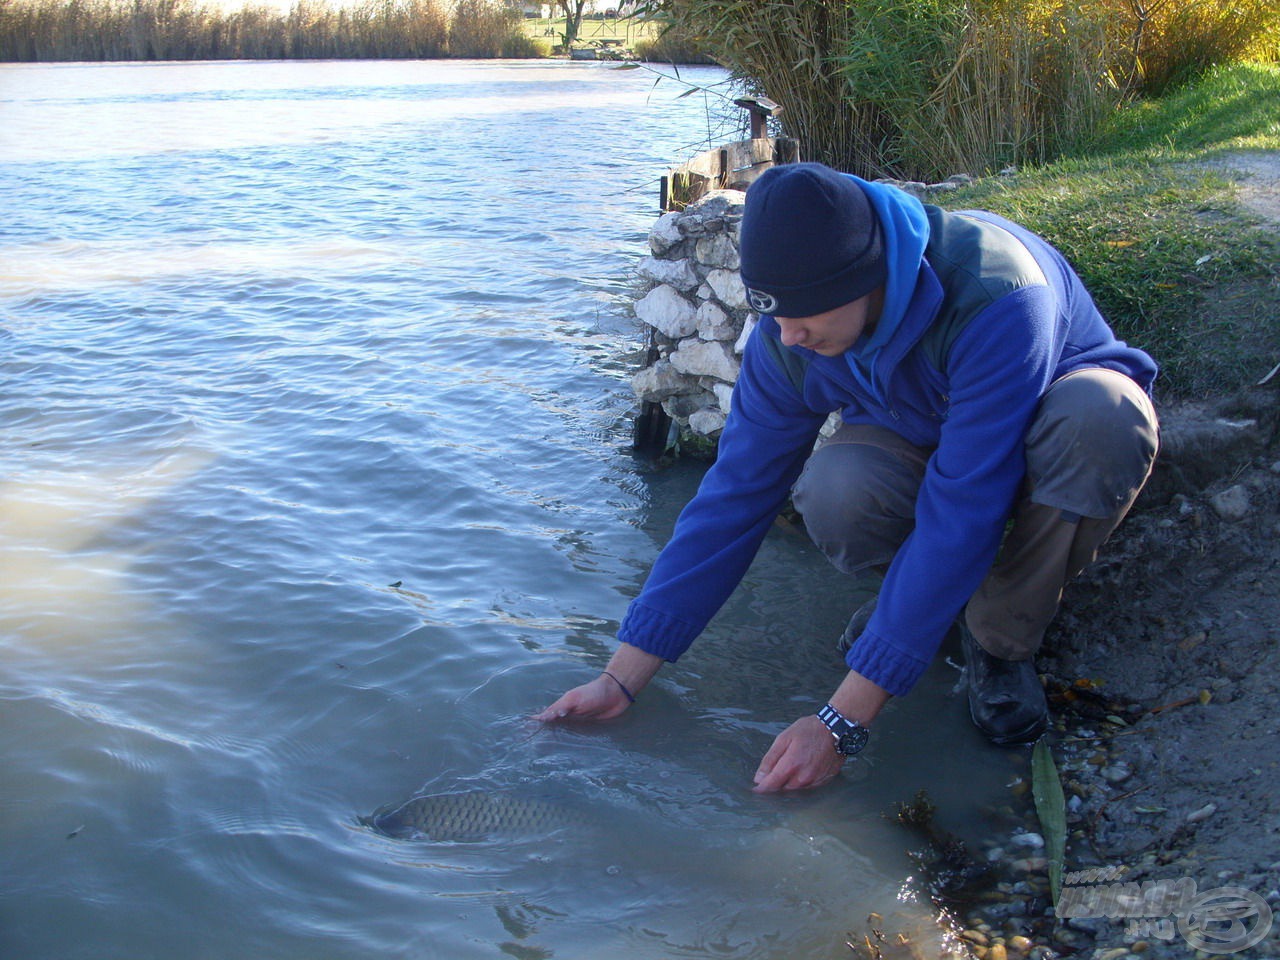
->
[[0, 60, 1017, 959]]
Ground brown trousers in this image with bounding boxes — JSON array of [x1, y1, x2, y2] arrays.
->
[[791, 368, 1160, 660]]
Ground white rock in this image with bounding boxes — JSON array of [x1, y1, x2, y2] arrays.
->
[[681, 189, 746, 226], [1186, 802, 1218, 823], [712, 381, 734, 413], [631, 359, 695, 402], [648, 211, 683, 255], [635, 284, 697, 339], [1209, 484, 1251, 521], [695, 300, 738, 341], [1010, 831, 1045, 849], [688, 406, 727, 436], [704, 268, 747, 310], [669, 339, 740, 383], [734, 313, 758, 354], [695, 232, 740, 270], [636, 256, 699, 292]]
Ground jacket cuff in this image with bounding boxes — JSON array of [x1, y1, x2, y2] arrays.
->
[[616, 599, 700, 662], [843, 631, 929, 697]]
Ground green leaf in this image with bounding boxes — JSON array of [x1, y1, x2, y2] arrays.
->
[[1032, 739, 1067, 907]]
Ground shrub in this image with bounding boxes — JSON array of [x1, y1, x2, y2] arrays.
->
[[448, 0, 523, 58], [644, 0, 1280, 180]]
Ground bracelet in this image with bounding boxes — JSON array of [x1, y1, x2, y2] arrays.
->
[[602, 671, 636, 703]]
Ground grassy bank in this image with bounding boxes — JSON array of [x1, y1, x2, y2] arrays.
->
[[947, 62, 1280, 401]]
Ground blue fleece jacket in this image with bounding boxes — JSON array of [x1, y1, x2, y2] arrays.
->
[[617, 182, 1157, 696]]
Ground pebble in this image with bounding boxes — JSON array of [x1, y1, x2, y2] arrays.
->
[[1010, 831, 1045, 849], [1096, 949, 1129, 960], [1209, 484, 1251, 521], [988, 944, 1008, 960], [1186, 802, 1218, 823], [1130, 941, 1150, 954], [1008, 935, 1034, 953], [1102, 763, 1133, 784], [962, 929, 990, 947]]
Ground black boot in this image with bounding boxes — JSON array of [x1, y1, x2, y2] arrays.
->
[[837, 597, 877, 655], [960, 621, 1049, 745]]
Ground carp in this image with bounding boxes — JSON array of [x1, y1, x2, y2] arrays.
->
[[363, 789, 588, 842]]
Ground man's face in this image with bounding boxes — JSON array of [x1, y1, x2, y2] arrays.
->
[[775, 289, 883, 356]]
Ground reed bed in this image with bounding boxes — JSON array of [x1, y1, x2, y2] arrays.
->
[[0, 0, 535, 61], [648, 0, 1280, 180]]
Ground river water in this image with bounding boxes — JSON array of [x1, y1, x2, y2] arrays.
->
[[0, 59, 1019, 959]]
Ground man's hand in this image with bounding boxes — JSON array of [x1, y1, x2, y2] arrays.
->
[[534, 643, 663, 723], [752, 714, 844, 792], [753, 670, 890, 792], [533, 673, 632, 722]]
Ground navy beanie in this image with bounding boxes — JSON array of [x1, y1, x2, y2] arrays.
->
[[739, 162, 885, 318]]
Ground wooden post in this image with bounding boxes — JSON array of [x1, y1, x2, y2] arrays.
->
[[733, 95, 782, 140]]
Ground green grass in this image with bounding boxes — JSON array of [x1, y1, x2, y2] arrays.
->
[[1089, 62, 1280, 157], [941, 63, 1280, 401], [521, 15, 659, 47]]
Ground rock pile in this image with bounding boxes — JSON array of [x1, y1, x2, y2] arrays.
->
[[631, 189, 752, 440]]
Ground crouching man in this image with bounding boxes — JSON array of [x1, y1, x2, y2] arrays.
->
[[538, 162, 1158, 792]]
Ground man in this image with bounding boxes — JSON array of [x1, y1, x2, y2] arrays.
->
[[536, 162, 1158, 793]]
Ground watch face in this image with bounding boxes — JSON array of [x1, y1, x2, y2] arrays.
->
[[836, 726, 869, 756]]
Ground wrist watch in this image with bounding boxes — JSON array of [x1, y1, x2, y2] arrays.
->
[[817, 703, 870, 757]]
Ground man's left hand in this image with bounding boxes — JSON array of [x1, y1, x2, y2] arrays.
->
[[752, 714, 843, 792]]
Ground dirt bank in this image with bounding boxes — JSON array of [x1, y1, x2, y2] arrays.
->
[[995, 151, 1280, 959]]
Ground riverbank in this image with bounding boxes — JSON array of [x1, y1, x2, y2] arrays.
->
[[895, 151, 1280, 959]]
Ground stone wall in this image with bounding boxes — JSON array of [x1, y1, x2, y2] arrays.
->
[[630, 189, 753, 441]]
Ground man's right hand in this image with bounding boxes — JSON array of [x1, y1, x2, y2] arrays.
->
[[533, 673, 633, 722], [533, 643, 663, 723]]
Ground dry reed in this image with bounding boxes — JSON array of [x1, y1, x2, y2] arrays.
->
[[647, 0, 1280, 180], [0, 0, 536, 62]]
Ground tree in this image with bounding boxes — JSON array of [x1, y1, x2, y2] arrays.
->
[[557, 0, 588, 47]]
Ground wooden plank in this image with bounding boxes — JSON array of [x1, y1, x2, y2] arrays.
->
[[661, 137, 800, 211]]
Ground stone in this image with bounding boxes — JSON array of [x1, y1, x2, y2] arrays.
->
[[636, 255, 700, 292], [688, 406, 726, 437], [635, 284, 697, 338], [1010, 832, 1045, 849], [1186, 802, 1217, 823], [663, 392, 713, 421], [681, 189, 746, 227], [1209, 484, 1251, 521], [631, 359, 697, 402], [712, 381, 734, 413], [670, 339, 740, 384], [695, 232, 740, 270], [648, 211, 683, 255], [1101, 763, 1133, 784], [695, 300, 738, 341], [734, 313, 758, 354], [1149, 408, 1262, 498], [703, 268, 748, 310]]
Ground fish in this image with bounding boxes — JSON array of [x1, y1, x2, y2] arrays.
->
[[363, 789, 588, 842]]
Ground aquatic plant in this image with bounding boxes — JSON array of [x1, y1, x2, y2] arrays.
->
[[1031, 739, 1066, 906]]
